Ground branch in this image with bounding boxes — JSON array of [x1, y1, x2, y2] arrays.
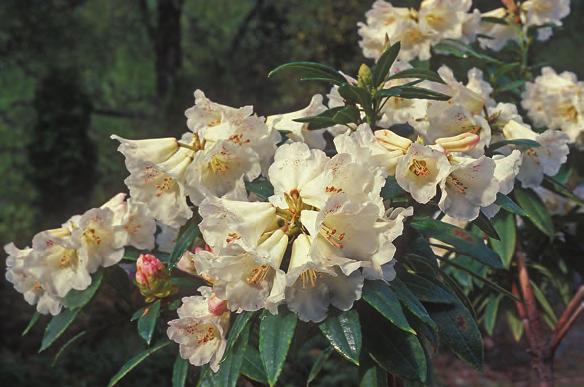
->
[[550, 286, 584, 354]]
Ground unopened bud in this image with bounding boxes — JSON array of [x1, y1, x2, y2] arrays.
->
[[435, 132, 480, 153], [358, 64, 373, 88], [375, 130, 413, 153], [135, 254, 176, 302], [208, 294, 228, 316]]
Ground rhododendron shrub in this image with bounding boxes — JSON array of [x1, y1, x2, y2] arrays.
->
[[5, 1, 584, 386]]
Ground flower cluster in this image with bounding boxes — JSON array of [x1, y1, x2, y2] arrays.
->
[[5, 194, 155, 315]]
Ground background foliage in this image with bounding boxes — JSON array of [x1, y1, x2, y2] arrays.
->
[[1, 1, 584, 386]]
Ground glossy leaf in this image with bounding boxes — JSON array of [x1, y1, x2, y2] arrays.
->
[[63, 269, 104, 309], [530, 280, 558, 325], [22, 312, 40, 336], [372, 41, 401, 86], [241, 345, 268, 384], [224, 311, 254, 355], [514, 187, 554, 237], [376, 87, 403, 99], [495, 193, 527, 216], [52, 330, 87, 366], [472, 212, 500, 240], [202, 324, 249, 387], [259, 310, 297, 386], [489, 210, 516, 269], [107, 341, 171, 387], [332, 105, 360, 125], [307, 346, 333, 385], [400, 272, 457, 304], [319, 309, 362, 365], [337, 84, 375, 119], [293, 106, 344, 129], [245, 179, 274, 200], [359, 356, 387, 387], [137, 299, 161, 345], [428, 302, 483, 370], [489, 138, 540, 151], [483, 294, 502, 336], [433, 39, 502, 64], [39, 308, 82, 352], [506, 310, 524, 342], [363, 280, 414, 334], [409, 217, 502, 268], [386, 68, 446, 84], [168, 217, 200, 268], [268, 61, 346, 85], [390, 279, 436, 330], [172, 355, 189, 387]]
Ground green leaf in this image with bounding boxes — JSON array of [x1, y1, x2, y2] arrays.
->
[[376, 87, 403, 99], [380, 176, 406, 200], [386, 68, 446, 84], [137, 299, 161, 345], [372, 41, 401, 86], [514, 187, 555, 237], [63, 270, 104, 309], [22, 312, 40, 336], [107, 341, 171, 387], [245, 179, 274, 200], [542, 176, 584, 206], [495, 193, 527, 216], [399, 272, 457, 304], [204, 324, 250, 387], [428, 302, 483, 370], [483, 294, 502, 336], [506, 310, 524, 342], [472, 212, 500, 240], [319, 309, 362, 365], [489, 210, 516, 269], [530, 280, 558, 325], [433, 39, 503, 64], [363, 280, 414, 334], [359, 356, 387, 387], [168, 217, 200, 268], [293, 106, 344, 129], [259, 310, 297, 386], [172, 355, 189, 387], [332, 105, 361, 125], [496, 80, 525, 93], [39, 308, 82, 352], [52, 330, 87, 366], [367, 322, 427, 382], [481, 16, 508, 25], [489, 138, 540, 151], [394, 86, 450, 101], [390, 279, 436, 330], [268, 61, 346, 85], [409, 217, 502, 268], [241, 345, 267, 384], [225, 311, 254, 356], [307, 346, 333, 385], [131, 306, 147, 322], [337, 84, 375, 119]]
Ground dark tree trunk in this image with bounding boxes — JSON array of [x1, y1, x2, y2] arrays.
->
[[154, 0, 182, 99]]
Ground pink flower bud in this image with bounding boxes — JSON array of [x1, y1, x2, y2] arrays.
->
[[135, 254, 164, 286], [208, 294, 228, 316]]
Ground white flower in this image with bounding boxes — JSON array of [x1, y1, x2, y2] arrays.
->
[[418, 0, 470, 40], [478, 8, 519, 52], [5, 243, 63, 315], [167, 288, 230, 372], [438, 156, 498, 220], [466, 68, 495, 108], [30, 228, 91, 298], [395, 143, 451, 204], [110, 135, 179, 173], [156, 223, 179, 253], [117, 200, 157, 250], [502, 121, 570, 188], [461, 8, 482, 43], [196, 230, 288, 314], [521, 0, 570, 27], [482, 150, 523, 219], [285, 233, 364, 323], [266, 95, 329, 149]]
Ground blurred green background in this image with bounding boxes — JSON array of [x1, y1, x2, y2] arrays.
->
[[1, 1, 584, 386]]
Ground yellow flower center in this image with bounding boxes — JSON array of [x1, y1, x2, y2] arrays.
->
[[246, 264, 270, 286], [299, 269, 319, 288], [319, 223, 346, 249], [409, 159, 430, 177], [59, 249, 78, 269]]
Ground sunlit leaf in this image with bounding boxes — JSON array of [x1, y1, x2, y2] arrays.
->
[[489, 210, 516, 269], [137, 299, 161, 345], [107, 341, 171, 387], [372, 41, 401, 86], [268, 61, 346, 85], [319, 309, 362, 365], [39, 308, 82, 352], [259, 310, 297, 386], [63, 269, 104, 309], [363, 280, 414, 334], [514, 187, 554, 237]]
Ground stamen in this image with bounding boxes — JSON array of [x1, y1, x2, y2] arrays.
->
[[300, 269, 318, 288], [447, 176, 467, 194], [246, 264, 270, 285], [409, 159, 430, 177], [319, 223, 345, 249]]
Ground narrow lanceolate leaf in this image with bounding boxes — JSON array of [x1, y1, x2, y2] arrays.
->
[[52, 330, 87, 366], [409, 217, 502, 268], [337, 84, 375, 118], [472, 212, 500, 240], [481, 16, 508, 25], [496, 80, 525, 93], [386, 68, 446, 84], [489, 211, 516, 269], [268, 61, 347, 85], [63, 269, 104, 309], [241, 345, 268, 384], [400, 272, 457, 304], [319, 309, 362, 365], [433, 39, 503, 64], [39, 308, 82, 352], [514, 187, 555, 237], [375, 87, 403, 99], [224, 311, 254, 355], [367, 322, 427, 382], [168, 216, 200, 268], [203, 324, 250, 387], [245, 179, 274, 200], [137, 299, 161, 345], [393, 86, 450, 101], [172, 355, 189, 387], [22, 312, 40, 336], [363, 281, 414, 334], [259, 310, 297, 386], [372, 41, 401, 86], [488, 138, 540, 151], [293, 106, 345, 129], [332, 105, 361, 125], [390, 279, 436, 330], [495, 193, 527, 216], [107, 341, 171, 387], [428, 302, 483, 370], [484, 294, 502, 336], [542, 176, 584, 206], [359, 357, 388, 387], [307, 346, 333, 385], [530, 280, 558, 325]]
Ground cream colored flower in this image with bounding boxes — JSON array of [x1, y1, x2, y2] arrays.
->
[[478, 8, 519, 52], [521, 0, 570, 27]]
